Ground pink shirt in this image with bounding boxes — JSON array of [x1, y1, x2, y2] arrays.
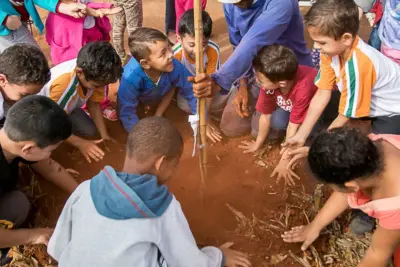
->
[[348, 134, 400, 230]]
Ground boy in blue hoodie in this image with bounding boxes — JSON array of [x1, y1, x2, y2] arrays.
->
[[118, 27, 197, 133], [48, 116, 251, 267]]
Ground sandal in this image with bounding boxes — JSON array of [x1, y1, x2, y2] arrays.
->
[[103, 107, 118, 121]]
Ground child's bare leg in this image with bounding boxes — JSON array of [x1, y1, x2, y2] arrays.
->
[[155, 88, 176, 117]]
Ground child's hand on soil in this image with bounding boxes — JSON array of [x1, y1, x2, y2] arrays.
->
[[77, 139, 105, 163], [99, 136, 118, 152], [281, 224, 321, 251], [287, 146, 310, 170], [271, 152, 300, 186], [219, 242, 251, 267], [29, 228, 54, 246], [5, 15, 22, 30], [206, 120, 222, 143], [238, 140, 260, 154]]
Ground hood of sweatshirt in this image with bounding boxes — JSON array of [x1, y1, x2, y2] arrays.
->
[[90, 166, 173, 219]]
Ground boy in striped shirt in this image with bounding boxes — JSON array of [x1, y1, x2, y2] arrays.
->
[[173, 9, 225, 142], [40, 41, 123, 163], [284, 0, 400, 150]]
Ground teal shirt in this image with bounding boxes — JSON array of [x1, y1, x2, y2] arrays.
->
[[0, 0, 59, 36]]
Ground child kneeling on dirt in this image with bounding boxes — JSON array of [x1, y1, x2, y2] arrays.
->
[[0, 95, 75, 262], [48, 116, 251, 267], [118, 27, 197, 133], [282, 128, 400, 267], [173, 9, 224, 143], [239, 44, 336, 186], [39, 41, 123, 164]]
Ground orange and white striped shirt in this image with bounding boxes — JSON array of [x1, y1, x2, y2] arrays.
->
[[173, 40, 220, 75], [39, 59, 104, 114], [315, 36, 400, 118]]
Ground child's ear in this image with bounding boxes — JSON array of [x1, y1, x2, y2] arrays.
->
[[140, 59, 151, 70], [176, 35, 182, 43], [344, 181, 360, 192], [341, 33, 354, 46], [155, 156, 166, 171], [75, 68, 84, 77], [20, 142, 36, 157], [0, 74, 8, 87]]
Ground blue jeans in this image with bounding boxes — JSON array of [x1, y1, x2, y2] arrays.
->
[[251, 108, 290, 138]]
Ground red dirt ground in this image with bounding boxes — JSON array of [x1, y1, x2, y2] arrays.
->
[[23, 1, 372, 266]]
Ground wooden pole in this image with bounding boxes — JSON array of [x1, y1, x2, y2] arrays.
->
[[193, 0, 208, 191]]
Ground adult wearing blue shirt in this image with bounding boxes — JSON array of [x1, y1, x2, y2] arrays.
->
[[193, 0, 312, 137]]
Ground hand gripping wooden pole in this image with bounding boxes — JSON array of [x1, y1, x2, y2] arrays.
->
[[193, 0, 208, 191]]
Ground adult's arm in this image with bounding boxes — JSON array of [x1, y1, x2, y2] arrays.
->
[[212, 0, 294, 91]]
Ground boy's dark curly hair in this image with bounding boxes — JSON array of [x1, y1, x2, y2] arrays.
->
[[77, 42, 123, 84], [308, 128, 383, 186], [0, 44, 50, 86]]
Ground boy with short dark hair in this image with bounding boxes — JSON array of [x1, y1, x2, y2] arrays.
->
[[48, 116, 251, 267], [0, 44, 50, 126], [173, 9, 224, 143], [0, 95, 76, 254], [118, 27, 197, 133], [40, 41, 123, 163], [283, 0, 400, 150], [239, 44, 321, 185], [282, 128, 400, 267]]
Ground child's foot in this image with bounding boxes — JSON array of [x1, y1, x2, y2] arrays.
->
[[103, 107, 118, 121], [349, 210, 376, 236]]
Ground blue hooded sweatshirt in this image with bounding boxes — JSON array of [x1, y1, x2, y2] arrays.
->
[[48, 166, 225, 267], [118, 57, 198, 133], [90, 166, 172, 219], [212, 0, 312, 91]]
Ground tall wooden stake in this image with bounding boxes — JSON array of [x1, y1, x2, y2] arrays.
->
[[194, 0, 208, 195]]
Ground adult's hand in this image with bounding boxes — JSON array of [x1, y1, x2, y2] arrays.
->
[[188, 74, 221, 98], [233, 85, 249, 118]]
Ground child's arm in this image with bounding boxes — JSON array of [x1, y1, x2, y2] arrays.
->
[[34, 0, 87, 18], [157, 200, 250, 267], [31, 158, 78, 194], [358, 227, 400, 267], [174, 61, 198, 115], [286, 122, 300, 140], [155, 88, 176, 117], [239, 113, 271, 153], [328, 113, 350, 130], [282, 191, 349, 250], [118, 76, 141, 133], [282, 89, 332, 148], [85, 6, 122, 18], [0, 227, 53, 248], [86, 100, 113, 141]]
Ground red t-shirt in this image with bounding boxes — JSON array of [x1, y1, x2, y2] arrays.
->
[[255, 65, 318, 124]]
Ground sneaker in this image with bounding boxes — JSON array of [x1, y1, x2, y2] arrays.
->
[[349, 209, 376, 236]]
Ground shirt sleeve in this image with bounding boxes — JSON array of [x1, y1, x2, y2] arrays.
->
[[290, 93, 312, 124], [223, 5, 241, 48], [171, 60, 197, 115], [314, 55, 336, 90], [256, 89, 277, 115], [89, 88, 105, 103], [205, 45, 220, 75], [117, 75, 140, 132], [33, 0, 59, 13], [338, 49, 376, 118], [157, 199, 224, 267], [213, 0, 293, 91]]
